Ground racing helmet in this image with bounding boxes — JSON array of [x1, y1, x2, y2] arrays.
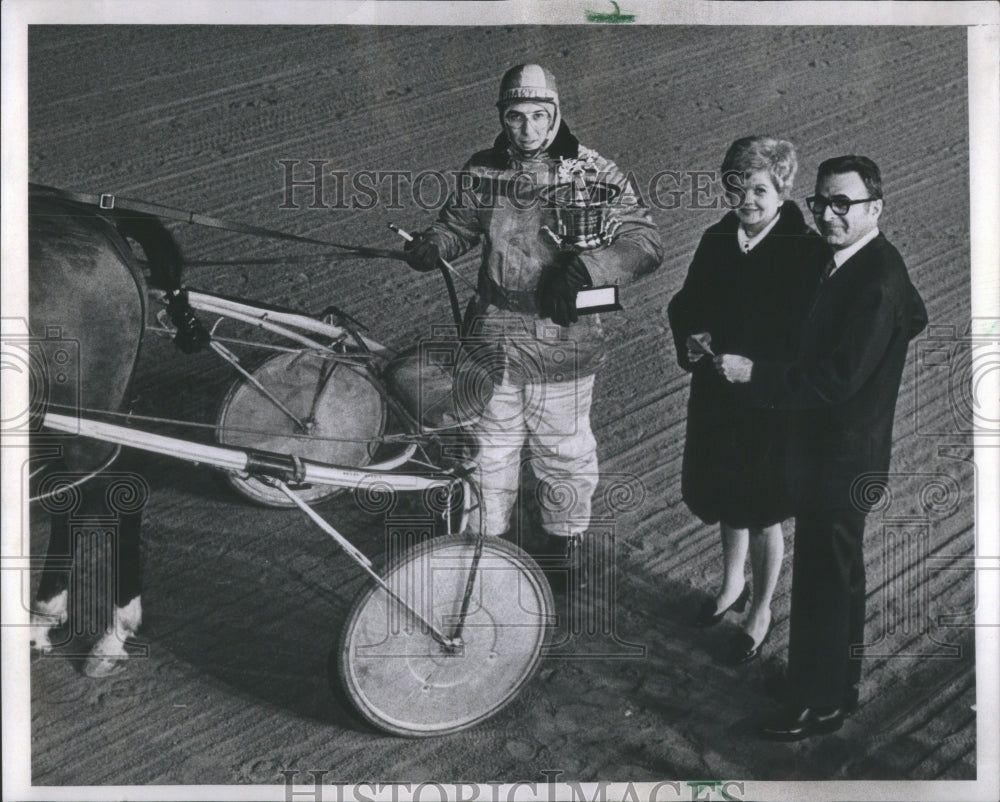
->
[[497, 64, 560, 108], [496, 64, 562, 156]]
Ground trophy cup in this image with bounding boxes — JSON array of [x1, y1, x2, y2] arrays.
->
[[541, 165, 623, 314]]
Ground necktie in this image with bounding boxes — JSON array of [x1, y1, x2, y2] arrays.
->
[[806, 256, 836, 320]]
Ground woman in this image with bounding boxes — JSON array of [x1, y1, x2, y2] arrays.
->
[[667, 136, 823, 664]]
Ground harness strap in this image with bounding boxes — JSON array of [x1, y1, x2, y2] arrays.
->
[[30, 183, 407, 261]]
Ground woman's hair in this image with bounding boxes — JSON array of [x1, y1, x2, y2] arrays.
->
[[721, 136, 798, 198]]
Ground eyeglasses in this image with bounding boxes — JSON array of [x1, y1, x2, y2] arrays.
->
[[502, 109, 551, 127], [806, 194, 879, 216]]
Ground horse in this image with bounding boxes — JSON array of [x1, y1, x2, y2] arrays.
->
[[27, 184, 186, 677]]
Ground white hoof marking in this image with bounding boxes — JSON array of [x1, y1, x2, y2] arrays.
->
[[29, 590, 68, 654], [83, 596, 143, 678]]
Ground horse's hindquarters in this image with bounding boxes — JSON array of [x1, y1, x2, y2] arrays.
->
[[28, 195, 147, 472]]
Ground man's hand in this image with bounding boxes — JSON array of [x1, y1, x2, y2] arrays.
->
[[686, 332, 713, 363], [404, 231, 442, 272], [714, 354, 753, 383], [537, 254, 592, 326]]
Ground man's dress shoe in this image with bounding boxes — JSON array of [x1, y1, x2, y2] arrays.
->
[[694, 583, 750, 628], [762, 673, 860, 716], [758, 704, 844, 741]]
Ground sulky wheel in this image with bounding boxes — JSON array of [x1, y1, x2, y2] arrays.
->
[[216, 351, 385, 507], [336, 534, 554, 737]]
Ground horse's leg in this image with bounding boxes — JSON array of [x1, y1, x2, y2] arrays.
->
[[30, 574, 69, 654], [31, 468, 76, 653], [83, 524, 143, 678], [82, 473, 147, 678], [83, 600, 142, 678]]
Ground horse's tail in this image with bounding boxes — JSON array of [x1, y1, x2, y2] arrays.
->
[[112, 211, 185, 291], [112, 209, 210, 353]]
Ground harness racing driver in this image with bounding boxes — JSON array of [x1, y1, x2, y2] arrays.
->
[[405, 64, 663, 589]]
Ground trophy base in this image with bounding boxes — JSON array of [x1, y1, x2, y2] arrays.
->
[[575, 285, 621, 315]]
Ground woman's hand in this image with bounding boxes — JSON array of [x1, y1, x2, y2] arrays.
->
[[714, 354, 753, 383]]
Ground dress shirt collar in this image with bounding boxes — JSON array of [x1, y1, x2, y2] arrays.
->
[[829, 227, 880, 276], [737, 210, 782, 253]]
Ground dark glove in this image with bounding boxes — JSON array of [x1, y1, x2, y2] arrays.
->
[[166, 289, 210, 354], [536, 254, 592, 326], [404, 231, 442, 272]]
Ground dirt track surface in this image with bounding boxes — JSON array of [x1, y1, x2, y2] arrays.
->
[[24, 25, 976, 787]]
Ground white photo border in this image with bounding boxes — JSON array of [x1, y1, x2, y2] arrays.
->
[[2, 3, 998, 802]]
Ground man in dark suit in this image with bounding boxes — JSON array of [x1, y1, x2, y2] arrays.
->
[[714, 155, 928, 740]]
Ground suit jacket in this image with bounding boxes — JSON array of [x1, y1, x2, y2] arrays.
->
[[750, 233, 928, 512]]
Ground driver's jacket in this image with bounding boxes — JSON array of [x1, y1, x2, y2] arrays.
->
[[427, 122, 664, 384]]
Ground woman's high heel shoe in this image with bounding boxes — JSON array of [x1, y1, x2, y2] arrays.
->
[[725, 618, 773, 665], [694, 583, 750, 628]]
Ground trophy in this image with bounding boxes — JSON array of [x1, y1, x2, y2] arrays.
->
[[541, 162, 623, 314]]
